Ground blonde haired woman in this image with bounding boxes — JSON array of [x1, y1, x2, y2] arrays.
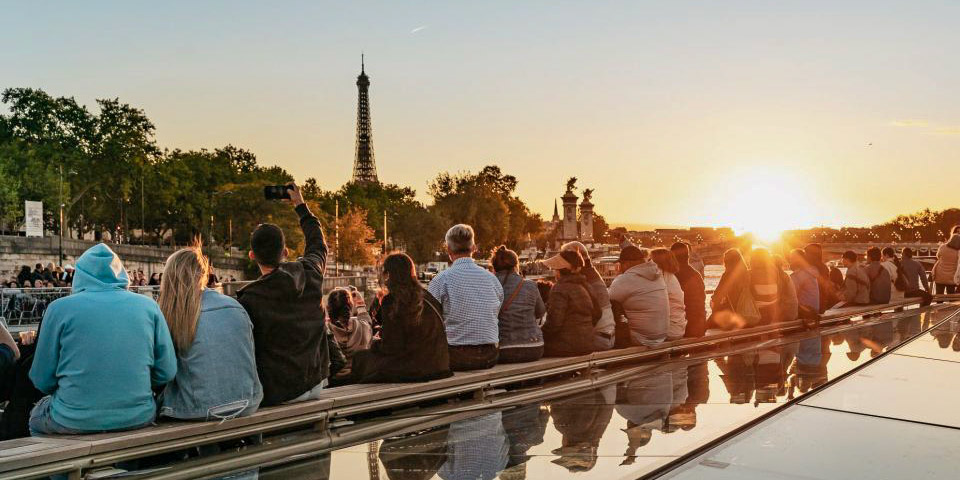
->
[[158, 247, 262, 420]]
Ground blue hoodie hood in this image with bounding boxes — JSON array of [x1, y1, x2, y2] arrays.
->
[[73, 243, 130, 292]]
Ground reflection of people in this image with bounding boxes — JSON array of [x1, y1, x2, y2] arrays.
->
[[501, 405, 549, 478], [615, 370, 673, 465], [380, 425, 450, 480], [715, 353, 756, 404], [666, 362, 710, 433], [549, 385, 615, 472], [438, 413, 509, 480], [844, 329, 868, 361], [795, 337, 825, 393]]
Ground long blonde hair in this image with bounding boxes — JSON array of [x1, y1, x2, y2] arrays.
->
[[159, 246, 210, 352]]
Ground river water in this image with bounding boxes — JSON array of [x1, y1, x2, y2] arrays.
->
[[203, 305, 957, 480]]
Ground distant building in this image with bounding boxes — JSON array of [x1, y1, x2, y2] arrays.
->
[[547, 183, 596, 247]]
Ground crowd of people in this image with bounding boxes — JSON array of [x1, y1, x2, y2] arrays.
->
[[0, 181, 957, 445], [5, 263, 75, 289]]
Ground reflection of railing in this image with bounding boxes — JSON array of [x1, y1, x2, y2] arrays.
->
[[0, 286, 160, 326]]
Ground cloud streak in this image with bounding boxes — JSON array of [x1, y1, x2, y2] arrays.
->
[[890, 119, 929, 127], [410, 25, 427, 34], [932, 127, 960, 135]]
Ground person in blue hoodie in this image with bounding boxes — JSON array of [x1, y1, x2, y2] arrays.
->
[[28, 243, 177, 435]]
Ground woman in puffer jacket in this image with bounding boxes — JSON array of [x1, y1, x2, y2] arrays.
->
[[541, 250, 601, 357], [933, 226, 960, 295], [562, 241, 616, 351]]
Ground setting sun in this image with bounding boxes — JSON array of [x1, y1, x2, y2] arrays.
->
[[711, 166, 821, 245]]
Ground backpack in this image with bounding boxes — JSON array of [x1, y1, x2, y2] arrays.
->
[[867, 265, 892, 304], [734, 283, 763, 327], [894, 262, 908, 292]]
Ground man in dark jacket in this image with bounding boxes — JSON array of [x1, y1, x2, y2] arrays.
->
[[671, 242, 707, 338], [865, 246, 892, 304], [237, 182, 342, 406]]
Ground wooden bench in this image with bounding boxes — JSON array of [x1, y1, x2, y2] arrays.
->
[[0, 296, 947, 479]]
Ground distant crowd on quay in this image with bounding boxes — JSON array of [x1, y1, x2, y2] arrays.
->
[[2, 181, 960, 446]]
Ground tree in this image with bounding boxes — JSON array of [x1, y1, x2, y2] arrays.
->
[[330, 208, 378, 266], [428, 165, 542, 253], [592, 213, 610, 243]]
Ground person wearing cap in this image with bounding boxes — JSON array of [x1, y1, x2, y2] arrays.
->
[[427, 224, 504, 371], [540, 250, 601, 357], [561, 241, 615, 351], [608, 246, 670, 347]]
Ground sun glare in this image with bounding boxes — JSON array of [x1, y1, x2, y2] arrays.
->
[[714, 167, 819, 245]]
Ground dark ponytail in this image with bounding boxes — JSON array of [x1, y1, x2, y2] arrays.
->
[[326, 288, 353, 324]]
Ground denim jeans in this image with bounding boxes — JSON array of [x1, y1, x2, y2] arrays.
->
[[29, 396, 154, 436]]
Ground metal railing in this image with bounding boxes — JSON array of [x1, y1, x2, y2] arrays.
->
[[1, 277, 370, 326], [0, 286, 160, 326]]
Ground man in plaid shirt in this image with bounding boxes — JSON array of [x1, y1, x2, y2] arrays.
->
[[428, 224, 504, 371]]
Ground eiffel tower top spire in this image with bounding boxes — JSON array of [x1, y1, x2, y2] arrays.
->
[[352, 54, 378, 184]]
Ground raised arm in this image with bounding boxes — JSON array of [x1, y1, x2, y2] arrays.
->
[[289, 183, 327, 272]]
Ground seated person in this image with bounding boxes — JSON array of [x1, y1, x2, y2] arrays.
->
[[840, 251, 871, 307], [491, 246, 546, 364], [608, 246, 669, 345], [29, 244, 177, 435], [427, 224, 503, 371], [326, 287, 373, 386], [237, 182, 343, 405], [352, 253, 453, 383], [541, 250, 600, 357], [865, 246, 892, 304], [157, 247, 262, 420]]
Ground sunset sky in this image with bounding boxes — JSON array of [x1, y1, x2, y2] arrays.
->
[[4, 1, 959, 232]]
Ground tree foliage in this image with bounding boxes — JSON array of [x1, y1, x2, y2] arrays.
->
[[428, 165, 543, 253], [0, 88, 545, 267]]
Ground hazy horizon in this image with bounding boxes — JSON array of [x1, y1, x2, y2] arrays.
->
[[4, 1, 959, 233]]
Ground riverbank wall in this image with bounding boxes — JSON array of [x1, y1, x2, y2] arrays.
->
[[0, 235, 249, 281]]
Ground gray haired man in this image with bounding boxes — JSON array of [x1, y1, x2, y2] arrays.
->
[[427, 224, 504, 370]]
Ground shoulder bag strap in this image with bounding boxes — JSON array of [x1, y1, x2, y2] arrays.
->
[[500, 280, 525, 314]]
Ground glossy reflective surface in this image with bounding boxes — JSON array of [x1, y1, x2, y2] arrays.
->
[[219, 307, 956, 480], [664, 305, 960, 479]]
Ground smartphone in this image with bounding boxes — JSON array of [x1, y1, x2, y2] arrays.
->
[[264, 185, 292, 200]]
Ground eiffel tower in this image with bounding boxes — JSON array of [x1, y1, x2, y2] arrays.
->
[[352, 54, 379, 184]]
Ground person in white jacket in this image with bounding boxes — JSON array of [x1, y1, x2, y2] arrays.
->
[[650, 248, 687, 341]]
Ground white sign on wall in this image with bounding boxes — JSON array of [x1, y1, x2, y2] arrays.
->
[[25, 200, 43, 237]]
